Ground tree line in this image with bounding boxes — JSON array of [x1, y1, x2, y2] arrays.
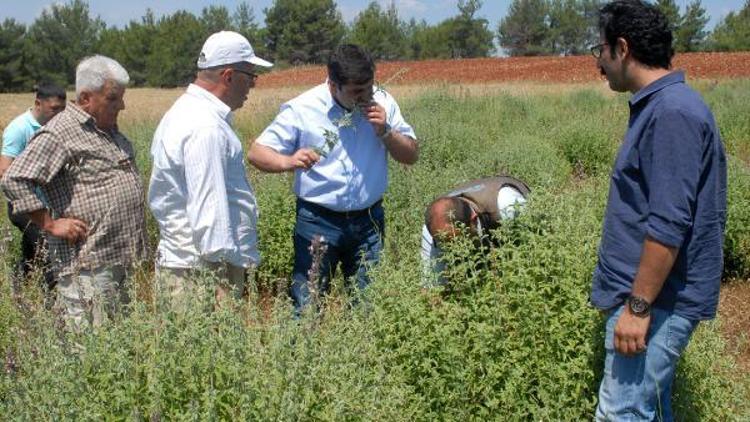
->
[[0, 0, 748, 92]]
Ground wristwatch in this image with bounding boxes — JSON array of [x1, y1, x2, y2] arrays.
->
[[627, 295, 651, 317]]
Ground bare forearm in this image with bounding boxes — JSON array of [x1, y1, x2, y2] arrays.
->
[[383, 132, 418, 165], [247, 142, 292, 173], [630, 235, 679, 302]]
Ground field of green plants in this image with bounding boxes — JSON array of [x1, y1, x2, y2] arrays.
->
[[1, 79, 749, 420]]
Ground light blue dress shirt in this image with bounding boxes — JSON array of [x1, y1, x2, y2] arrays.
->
[[2, 110, 41, 158], [256, 82, 416, 212]]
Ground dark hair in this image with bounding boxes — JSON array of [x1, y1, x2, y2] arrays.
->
[[327, 44, 375, 86], [599, 0, 674, 69], [34, 82, 66, 101]]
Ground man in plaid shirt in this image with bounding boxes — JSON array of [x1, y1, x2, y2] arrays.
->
[[1, 55, 147, 329]]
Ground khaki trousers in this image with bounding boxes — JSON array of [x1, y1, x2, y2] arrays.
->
[[156, 262, 250, 309], [56, 266, 129, 330]]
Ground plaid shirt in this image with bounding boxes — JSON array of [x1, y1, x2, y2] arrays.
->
[[1, 102, 147, 276]]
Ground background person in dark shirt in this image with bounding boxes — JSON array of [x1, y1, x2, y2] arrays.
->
[[589, 1, 726, 420]]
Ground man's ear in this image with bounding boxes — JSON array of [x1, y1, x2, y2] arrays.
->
[[222, 68, 233, 85], [327, 79, 337, 95], [77, 91, 91, 107], [468, 210, 480, 230], [616, 37, 629, 59]]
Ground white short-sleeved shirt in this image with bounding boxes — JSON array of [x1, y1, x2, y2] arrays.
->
[[148, 84, 260, 269], [255, 82, 416, 212], [421, 186, 527, 286]]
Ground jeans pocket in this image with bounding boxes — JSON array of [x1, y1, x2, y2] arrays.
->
[[666, 314, 698, 354], [296, 204, 319, 224]]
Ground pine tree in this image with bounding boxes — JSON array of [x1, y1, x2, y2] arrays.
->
[[348, 1, 408, 61], [498, 0, 551, 56], [264, 0, 346, 64], [675, 0, 708, 52]]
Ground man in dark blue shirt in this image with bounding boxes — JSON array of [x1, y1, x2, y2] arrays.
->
[[589, 1, 726, 420]]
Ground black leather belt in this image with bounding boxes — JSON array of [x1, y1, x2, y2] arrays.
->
[[297, 198, 383, 219]]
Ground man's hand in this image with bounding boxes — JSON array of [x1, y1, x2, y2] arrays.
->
[[613, 306, 651, 356], [43, 217, 88, 245], [361, 102, 387, 136], [285, 148, 320, 171]]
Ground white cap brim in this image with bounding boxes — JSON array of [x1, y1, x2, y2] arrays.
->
[[249, 56, 273, 67]]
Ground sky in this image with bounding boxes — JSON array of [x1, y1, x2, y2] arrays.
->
[[1, 0, 745, 32]]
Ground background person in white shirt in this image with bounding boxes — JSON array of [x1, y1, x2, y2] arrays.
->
[[421, 176, 530, 287], [248, 44, 418, 314], [148, 31, 272, 304]]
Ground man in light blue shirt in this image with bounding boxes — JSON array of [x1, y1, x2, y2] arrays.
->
[[249, 44, 418, 313], [0, 82, 66, 289]]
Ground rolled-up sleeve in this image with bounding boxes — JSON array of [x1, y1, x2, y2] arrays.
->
[[380, 91, 416, 140], [1, 131, 68, 215], [255, 104, 301, 155], [183, 126, 238, 264], [644, 108, 703, 248]]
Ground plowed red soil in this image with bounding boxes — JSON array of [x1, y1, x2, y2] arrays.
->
[[260, 52, 750, 87]]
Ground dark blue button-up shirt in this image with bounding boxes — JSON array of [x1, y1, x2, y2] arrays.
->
[[591, 71, 727, 321]]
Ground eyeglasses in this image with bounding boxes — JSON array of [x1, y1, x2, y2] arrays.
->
[[590, 43, 608, 58], [232, 68, 258, 81]]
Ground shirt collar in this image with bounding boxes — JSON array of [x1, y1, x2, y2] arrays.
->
[[67, 101, 97, 126], [24, 109, 41, 129], [66, 101, 122, 136], [187, 83, 233, 123], [629, 70, 685, 107]]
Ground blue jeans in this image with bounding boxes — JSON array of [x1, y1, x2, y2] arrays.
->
[[595, 305, 699, 421], [290, 199, 385, 313]]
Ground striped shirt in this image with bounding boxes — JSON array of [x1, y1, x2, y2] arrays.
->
[[1, 102, 147, 276], [148, 84, 260, 269]]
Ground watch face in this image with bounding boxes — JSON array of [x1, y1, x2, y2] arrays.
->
[[629, 296, 649, 315]]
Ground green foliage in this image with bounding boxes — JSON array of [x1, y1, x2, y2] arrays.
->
[[724, 157, 750, 278], [263, 0, 346, 65], [145, 11, 205, 88], [97, 11, 156, 87], [498, 0, 551, 56], [232, 2, 264, 58], [404, 19, 454, 60], [200, 5, 233, 34], [445, 0, 496, 58], [1, 83, 749, 419], [547, 0, 601, 55], [710, 0, 750, 51], [656, 0, 682, 33], [0, 19, 31, 92], [675, 0, 709, 52], [24, 0, 105, 88], [673, 320, 750, 419], [348, 1, 408, 61]]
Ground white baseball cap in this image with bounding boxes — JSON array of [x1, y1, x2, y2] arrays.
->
[[197, 31, 273, 69]]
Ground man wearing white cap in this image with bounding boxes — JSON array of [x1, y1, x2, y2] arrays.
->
[[148, 31, 272, 305]]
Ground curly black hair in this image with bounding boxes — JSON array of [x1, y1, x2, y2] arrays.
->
[[599, 0, 674, 69], [327, 44, 375, 86]]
